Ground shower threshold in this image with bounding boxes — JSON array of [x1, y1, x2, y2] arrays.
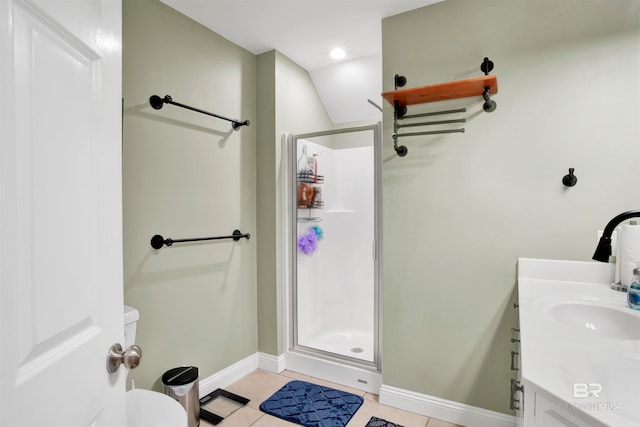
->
[[300, 329, 374, 363], [286, 346, 382, 394]]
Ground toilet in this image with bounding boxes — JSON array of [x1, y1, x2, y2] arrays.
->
[[124, 305, 188, 427]]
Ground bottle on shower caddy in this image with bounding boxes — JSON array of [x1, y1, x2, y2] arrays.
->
[[297, 146, 323, 208], [628, 266, 640, 310], [306, 153, 315, 181], [312, 153, 319, 182], [298, 182, 315, 208], [298, 145, 309, 173], [297, 145, 310, 207]]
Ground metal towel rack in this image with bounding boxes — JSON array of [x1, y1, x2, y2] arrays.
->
[[150, 229, 251, 249], [381, 57, 498, 157], [390, 73, 468, 157], [149, 94, 250, 130]]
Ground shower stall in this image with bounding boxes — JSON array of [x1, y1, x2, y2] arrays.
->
[[282, 123, 382, 393]]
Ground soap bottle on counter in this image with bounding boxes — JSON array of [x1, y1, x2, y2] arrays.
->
[[628, 266, 640, 310]]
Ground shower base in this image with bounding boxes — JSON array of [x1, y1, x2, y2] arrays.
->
[[301, 329, 374, 363], [286, 340, 381, 394]]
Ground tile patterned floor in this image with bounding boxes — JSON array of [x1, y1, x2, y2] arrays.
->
[[199, 369, 463, 427]]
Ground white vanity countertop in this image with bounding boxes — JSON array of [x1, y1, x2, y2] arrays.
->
[[518, 258, 640, 427]]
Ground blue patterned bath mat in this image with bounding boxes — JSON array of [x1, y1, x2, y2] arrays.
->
[[259, 380, 364, 427], [365, 416, 404, 427]]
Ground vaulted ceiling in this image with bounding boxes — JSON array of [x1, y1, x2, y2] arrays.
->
[[160, 0, 444, 124]]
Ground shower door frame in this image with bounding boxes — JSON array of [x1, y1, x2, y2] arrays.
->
[[284, 122, 382, 384]]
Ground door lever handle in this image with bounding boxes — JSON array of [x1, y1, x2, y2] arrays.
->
[[107, 343, 142, 373]]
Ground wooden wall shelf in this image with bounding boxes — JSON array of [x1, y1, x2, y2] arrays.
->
[[382, 75, 498, 106]]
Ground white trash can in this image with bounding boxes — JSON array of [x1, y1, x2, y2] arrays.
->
[[162, 366, 199, 427]]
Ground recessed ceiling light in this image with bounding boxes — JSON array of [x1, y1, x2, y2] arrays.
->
[[330, 48, 346, 60]]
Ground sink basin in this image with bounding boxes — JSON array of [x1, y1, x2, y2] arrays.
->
[[534, 297, 640, 340]]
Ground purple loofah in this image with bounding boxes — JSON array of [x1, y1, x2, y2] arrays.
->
[[297, 230, 318, 255]]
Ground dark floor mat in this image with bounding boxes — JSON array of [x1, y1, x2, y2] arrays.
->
[[259, 380, 364, 427], [365, 416, 404, 427]]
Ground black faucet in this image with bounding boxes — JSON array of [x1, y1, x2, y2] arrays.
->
[[593, 210, 640, 262]]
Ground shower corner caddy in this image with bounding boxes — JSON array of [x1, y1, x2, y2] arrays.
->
[[381, 57, 499, 157], [297, 171, 324, 223]]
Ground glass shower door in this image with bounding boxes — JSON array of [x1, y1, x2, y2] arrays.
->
[[290, 123, 381, 371]]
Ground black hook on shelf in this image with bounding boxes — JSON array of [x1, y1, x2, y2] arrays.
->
[[394, 140, 408, 157], [394, 74, 407, 89], [482, 87, 497, 112], [392, 75, 408, 156], [480, 57, 494, 75], [480, 57, 497, 112], [393, 75, 408, 118], [392, 99, 408, 157], [562, 168, 577, 187]]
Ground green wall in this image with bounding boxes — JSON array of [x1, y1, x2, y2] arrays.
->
[[123, 0, 333, 388], [381, 0, 640, 414], [256, 50, 334, 355], [123, 0, 257, 390], [256, 51, 278, 355]]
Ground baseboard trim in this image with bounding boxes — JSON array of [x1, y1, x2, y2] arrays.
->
[[379, 384, 516, 427], [197, 355, 516, 427], [198, 353, 259, 397], [258, 352, 286, 373]]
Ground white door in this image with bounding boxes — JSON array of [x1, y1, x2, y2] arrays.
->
[[0, 0, 125, 426]]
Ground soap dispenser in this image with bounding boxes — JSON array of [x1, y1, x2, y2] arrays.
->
[[628, 266, 640, 310]]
